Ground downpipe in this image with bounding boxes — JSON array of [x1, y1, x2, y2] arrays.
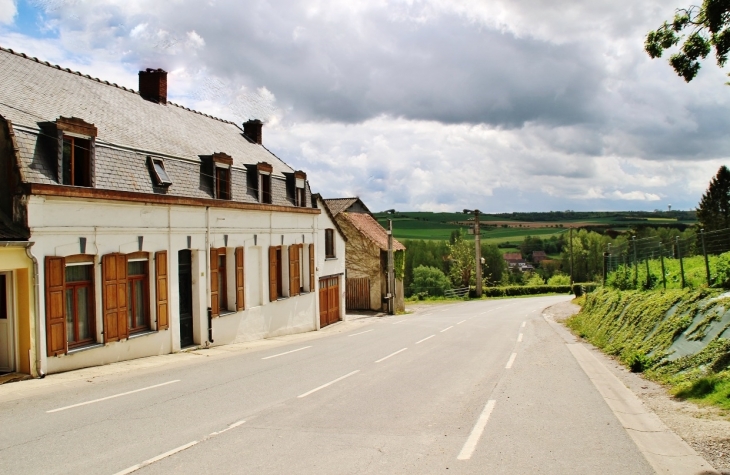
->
[[22, 243, 44, 378]]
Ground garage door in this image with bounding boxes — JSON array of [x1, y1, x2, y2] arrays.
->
[[319, 276, 340, 328]]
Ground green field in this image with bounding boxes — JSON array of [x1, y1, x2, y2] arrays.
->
[[374, 210, 696, 244]]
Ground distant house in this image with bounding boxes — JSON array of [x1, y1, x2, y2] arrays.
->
[[323, 198, 406, 313], [503, 252, 524, 270], [532, 251, 548, 264]]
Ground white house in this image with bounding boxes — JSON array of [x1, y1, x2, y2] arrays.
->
[[313, 194, 347, 328], [0, 46, 335, 375]]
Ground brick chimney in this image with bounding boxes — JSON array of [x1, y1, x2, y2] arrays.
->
[[243, 119, 263, 145], [138, 68, 168, 104]]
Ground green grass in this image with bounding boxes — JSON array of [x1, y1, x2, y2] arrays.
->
[[673, 374, 730, 410], [606, 254, 718, 290]]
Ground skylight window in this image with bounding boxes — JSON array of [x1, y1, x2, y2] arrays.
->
[[148, 156, 173, 187]]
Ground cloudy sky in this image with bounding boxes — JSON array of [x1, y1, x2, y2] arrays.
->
[[0, 0, 727, 212]]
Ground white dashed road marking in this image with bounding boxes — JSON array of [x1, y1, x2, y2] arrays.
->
[[298, 370, 361, 398], [375, 348, 408, 363], [505, 353, 517, 369], [261, 346, 312, 360], [440, 326, 453, 333], [416, 335, 435, 344], [47, 380, 180, 413]]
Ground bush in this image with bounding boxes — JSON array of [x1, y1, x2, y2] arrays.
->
[[524, 273, 545, 286], [547, 273, 570, 286], [713, 252, 730, 288], [481, 285, 572, 297], [410, 265, 451, 297]]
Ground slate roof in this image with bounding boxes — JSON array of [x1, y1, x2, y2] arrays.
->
[[323, 198, 360, 216], [0, 46, 295, 194], [323, 197, 403, 251]]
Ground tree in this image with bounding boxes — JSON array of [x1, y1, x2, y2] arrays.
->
[[645, 1, 730, 82], [481, 243, 506, 286], [410, 266, 451, 297], [447, 235, 475, 287], [697, 165, 730, 231]]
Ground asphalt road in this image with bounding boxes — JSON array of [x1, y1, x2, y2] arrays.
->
[[0, 296, 656, 474]]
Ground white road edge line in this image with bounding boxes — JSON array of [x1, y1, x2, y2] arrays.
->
[[440, 326, 453, 333], [518, 333, 523, 342], [457, 399, 497, 460], [261, 346, 312, 360], [348, 330, 374, 337], [505, 353, 517, 369], [205, 420, 247, 439], [416, 335, 435, 344], [521, 321, 526, 328], [47, 380, 180, 413], [298, 370, 360, 398], [375, 348, 408, 363], [456, 320, 467, 325], [113, 441, 198, 475]]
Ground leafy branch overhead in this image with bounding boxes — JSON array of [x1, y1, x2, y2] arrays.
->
[[645, 0, 730, 82]]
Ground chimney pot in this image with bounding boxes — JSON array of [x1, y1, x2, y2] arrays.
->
[[244, 119, 263, 145], [139, 68, 168, 104]]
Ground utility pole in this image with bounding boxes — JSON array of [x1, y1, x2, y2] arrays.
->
[[464, 209, 482, 298], [385, 209, 396, 315], [569, 227, 574, 286]]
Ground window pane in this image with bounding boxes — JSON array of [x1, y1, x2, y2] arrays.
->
[[153, 160, 172, 183], [76, 286, 91, 341], [134, 279, 146, 327], [66, 264, 92, 282], [62, 138, 73, 185], [66, 288, 74, 343], [128, 261, 146, 276], [73, 138, 91, 187]]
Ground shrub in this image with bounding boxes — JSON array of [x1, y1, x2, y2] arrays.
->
[[481, 285, 572, 297], [410, 265, 451, 297], [713, 252, 730, 288], [547, 273, 570, 286], [524, 273, 545, 286]]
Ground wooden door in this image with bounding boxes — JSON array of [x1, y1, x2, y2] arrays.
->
[[319, 278, 328, 328], [346, 277, 370, 310], [0, 274, 13, 372], [327, 277, 340, 326], [178, 250, 194, 347]]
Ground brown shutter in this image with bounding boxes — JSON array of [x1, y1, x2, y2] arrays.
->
[[269, 246, 278, 302], [210, 248, 219, 317], [288, 246, 299, 297], [45, 256, 67, 356], [309, 243, 315, 291], [103, 253, 129, 343], [235, 247, 245, 311], [155, 251, 169, 330]]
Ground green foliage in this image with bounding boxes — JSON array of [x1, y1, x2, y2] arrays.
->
[[571, 283, 599, 296], [481, 285, 572, 297], [448, 234, 475, 287], [524, 273, 545, 286], [547, 273, 571, 286], [481, 243, 507, 286], [568, 288, 730, 409], [394, 250, 405, 280], [696, 166, 730, 231], [410, 265, 451, 297], [645, 2, 730, 82]]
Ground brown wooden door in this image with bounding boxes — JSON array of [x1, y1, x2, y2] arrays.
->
[[346, 277, 370, 310], [319, 276, 341, 328]]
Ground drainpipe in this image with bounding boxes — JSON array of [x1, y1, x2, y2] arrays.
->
[[205, 207, 213, 344]]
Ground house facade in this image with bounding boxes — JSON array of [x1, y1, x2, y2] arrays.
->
[[313, 195, 346, 328], [322, 198, 405, 313], [0, 47, 329, 375]]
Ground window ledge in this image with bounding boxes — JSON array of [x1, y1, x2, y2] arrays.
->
[[128, 330, 156, 340], [67, 342, 104, 355], [325, 257, 338, 261], [218, 310, 237, 317]]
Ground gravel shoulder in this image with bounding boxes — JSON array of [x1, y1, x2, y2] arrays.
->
[[545, 300, 730, 474]]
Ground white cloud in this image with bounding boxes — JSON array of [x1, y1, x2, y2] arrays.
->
[[0, 0, 17, 25]]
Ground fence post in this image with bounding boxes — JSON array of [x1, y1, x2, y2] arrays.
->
[[632, 236, 638, 289], [676, 236, 685, 288], [701, 229, 711, 286], [659, 242, 666, 290], [645, 256, 651, 290]]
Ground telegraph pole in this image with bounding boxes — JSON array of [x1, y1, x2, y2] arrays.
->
[[385, 209, 396, 315], [464, 209, 482, 298]]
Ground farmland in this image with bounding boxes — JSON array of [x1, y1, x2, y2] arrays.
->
[[373, 210, 696, 245]]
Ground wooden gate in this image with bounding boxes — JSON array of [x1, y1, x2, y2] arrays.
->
[[346, 277, 370, 310], [319, 276, 341, 328]]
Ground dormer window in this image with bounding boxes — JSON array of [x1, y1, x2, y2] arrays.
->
[[148, 156, 173, 187], [56, 117, 97, 188], [257, 162, 273, 204], [212, 153, 233, 200], [294, 171, 307, 207]]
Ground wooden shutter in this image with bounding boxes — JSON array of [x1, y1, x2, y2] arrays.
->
[[155, 251, 169, 330], [45, 256, 67, 356], [210, 248, 219, 317], [235, 247, 245, 311], [309, 243, 315, 291], [103, 253, 129, 342], [269, 246, 278, 302], [289, 245, 300, 297]]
